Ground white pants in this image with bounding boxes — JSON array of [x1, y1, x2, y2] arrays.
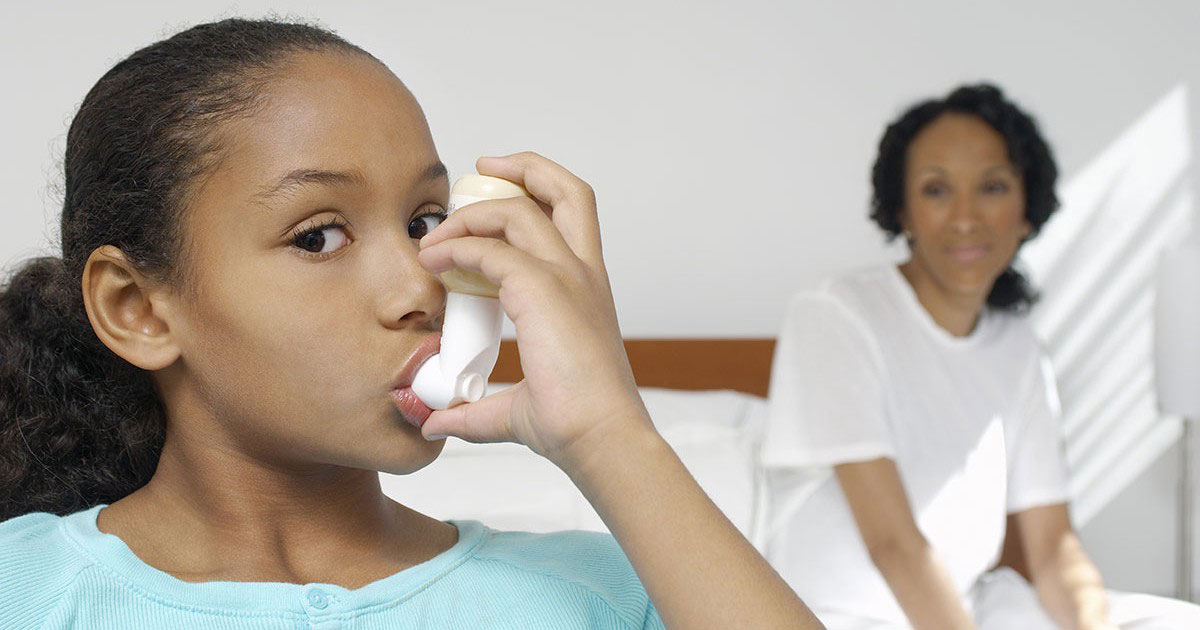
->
[[815, 569, 1200, 630], [974, 568, 1200, 630]]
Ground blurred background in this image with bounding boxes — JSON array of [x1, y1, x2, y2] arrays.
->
[[4, 0, 1198, 597]]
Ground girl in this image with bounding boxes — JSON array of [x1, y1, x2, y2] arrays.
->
[[762, 83, 1200, 629], [0, 18, 819, 629]]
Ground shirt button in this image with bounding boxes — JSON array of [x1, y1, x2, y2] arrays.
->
[[307, 588, 330, 610]]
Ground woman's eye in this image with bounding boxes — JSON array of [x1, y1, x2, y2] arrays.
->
[[408, 212, 447, 239], [922, 183, 947, 197], [983, 181, 1010, 194], [292, 223, 349, 254]]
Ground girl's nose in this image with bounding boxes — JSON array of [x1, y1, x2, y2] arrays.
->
[[375, 241, 446, 330]]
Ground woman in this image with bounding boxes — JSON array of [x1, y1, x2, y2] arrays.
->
[[0, 18, 819, 629], [762, 83, 1199, 629]]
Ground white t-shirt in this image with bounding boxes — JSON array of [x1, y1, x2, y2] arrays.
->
[[761, 266, 1070, 624]]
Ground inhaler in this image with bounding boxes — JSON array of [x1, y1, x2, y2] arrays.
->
[[411, 175, 529, 409]]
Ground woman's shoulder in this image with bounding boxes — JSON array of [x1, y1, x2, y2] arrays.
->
[[779, 266, 897, 339], [788, 266, 900, 315], [980, 306, 1044, 359], [464, 525, 657, 626], [0, 510, 97, 625]]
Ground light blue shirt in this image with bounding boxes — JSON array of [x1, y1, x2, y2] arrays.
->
[[0, 505, 663, 629]]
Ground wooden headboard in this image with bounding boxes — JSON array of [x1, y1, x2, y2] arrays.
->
[[492, 339, 777, 397]]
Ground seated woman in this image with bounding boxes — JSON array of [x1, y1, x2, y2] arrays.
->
[[0, 18, 820, 629], [761, 83, 1200, 629]]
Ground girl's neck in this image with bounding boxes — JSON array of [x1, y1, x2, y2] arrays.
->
[[96, 428, 457, 588], [897, 261, 986, 338]]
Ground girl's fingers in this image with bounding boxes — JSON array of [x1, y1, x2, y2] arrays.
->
[[475, 153, 604, 266], [421, 385, 521, 443], [419, 197, 574, 264], [417, 236, 558, 304]]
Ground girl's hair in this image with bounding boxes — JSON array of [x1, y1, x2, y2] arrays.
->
[[869, 83, 1060, 312], [0, 19, 369, 520]]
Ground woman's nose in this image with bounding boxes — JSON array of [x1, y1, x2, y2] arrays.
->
[[949, 194, 983, 233]]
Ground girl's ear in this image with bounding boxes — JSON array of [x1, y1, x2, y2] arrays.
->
[[81, 245, 181, 371]]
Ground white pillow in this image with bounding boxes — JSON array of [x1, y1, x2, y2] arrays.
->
[[379, 387, 767, 536]]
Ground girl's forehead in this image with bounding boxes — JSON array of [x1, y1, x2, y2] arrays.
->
[[210, 52, 437, 193], [258, 53, 428, 144]]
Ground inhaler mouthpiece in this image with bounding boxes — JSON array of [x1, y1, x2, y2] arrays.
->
[[411, 292, 504, 409]]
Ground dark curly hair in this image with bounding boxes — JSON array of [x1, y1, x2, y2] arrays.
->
[[0, 19, 370, 520], [869, 83, 1060, 312]]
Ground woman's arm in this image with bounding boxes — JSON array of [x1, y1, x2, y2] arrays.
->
[[1013, 503, 1117, 630], [417, 152, 821, 630], [834, 458, 975, 630]]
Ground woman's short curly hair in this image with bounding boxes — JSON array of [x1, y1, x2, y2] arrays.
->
[[869, 83, 1060, 311]]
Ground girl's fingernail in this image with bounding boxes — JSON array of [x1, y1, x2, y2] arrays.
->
[[426, 434, 449, 441]]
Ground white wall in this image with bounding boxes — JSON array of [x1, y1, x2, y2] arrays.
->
[[1082, 437, 1185, 597], [9, 0, 1199, 336], [4, 0, 1198, 597]]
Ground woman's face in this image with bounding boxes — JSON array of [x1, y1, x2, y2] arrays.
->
[[162, 51, 450, 474], [900, 113, 1031, 303]]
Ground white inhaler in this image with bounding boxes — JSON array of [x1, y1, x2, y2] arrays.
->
[[411, 175, 529, 409]]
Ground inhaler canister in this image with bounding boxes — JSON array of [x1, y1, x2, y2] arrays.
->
[[410, 175, 529, 410]]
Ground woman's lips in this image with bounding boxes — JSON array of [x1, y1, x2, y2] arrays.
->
[[947, 245, 989, 263]]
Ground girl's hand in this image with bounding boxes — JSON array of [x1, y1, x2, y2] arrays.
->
[[416, 152, 651, 470], [421, 154, 824, 629]]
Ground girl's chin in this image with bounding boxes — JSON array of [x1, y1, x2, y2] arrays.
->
[[358, 431, 446, 476]]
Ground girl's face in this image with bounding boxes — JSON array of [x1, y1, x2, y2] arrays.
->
[[900, 113, 1031, 303], [162, 51, 450, 474]]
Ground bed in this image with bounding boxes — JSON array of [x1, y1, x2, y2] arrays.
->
[[378, 339, 775, 538], [380, 337, 1034, 577]]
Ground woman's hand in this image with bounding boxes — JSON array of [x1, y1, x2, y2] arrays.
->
[[416, 152, 651, 470], [835, 458, 977, 630], [1016, 504, 1116, 630]]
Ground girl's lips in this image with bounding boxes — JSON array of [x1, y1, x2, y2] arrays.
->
[[390, 333, 441, 429], [391, 387, 433, 429]]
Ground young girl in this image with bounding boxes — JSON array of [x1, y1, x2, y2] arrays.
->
[[762, 84, 1200, 629], [0, 18, 819, 629]]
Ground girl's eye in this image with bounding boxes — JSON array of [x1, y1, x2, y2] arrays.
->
[[408, 211, 447, 239], [292, 222, 350, 254]]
